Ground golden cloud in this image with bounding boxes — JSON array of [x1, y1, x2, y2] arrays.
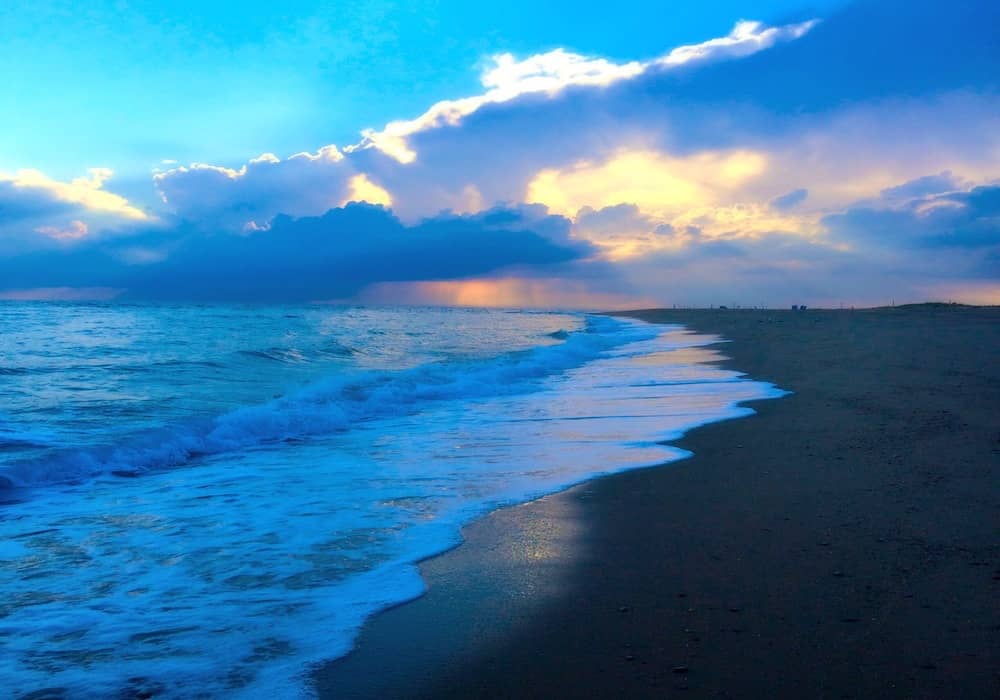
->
[[527, 148, 819, 259], [527, 148, 768, 219], [4, 168, 149, 221], [342, 173, 392, 207]]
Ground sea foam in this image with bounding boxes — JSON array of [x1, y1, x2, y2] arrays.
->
[[0, 306, 785, 699]]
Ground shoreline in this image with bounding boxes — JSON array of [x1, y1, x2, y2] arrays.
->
[[314, 306, 999, 699]]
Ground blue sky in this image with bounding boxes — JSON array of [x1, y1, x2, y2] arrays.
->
[[2, 0, 844, 178], [1, 0, 997, 307]]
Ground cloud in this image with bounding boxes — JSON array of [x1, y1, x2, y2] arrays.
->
[[150, 1, 998, 235], [347, 50, 645, 165], [4, 0, 999, 307], [771, 188, 808, 210], [825, 183, 1000, 251], [34, 220, 89, 240], [1, 168, 148, 221], [643, 0, 999, 113], [572, 203, 687, 259], [0, 168, 149, 254], [150, 17, 820, 229], [349, 19, 817, 164], [653, 19, 818, 68], [599, 177, 1000, 308], [0, 203, 592, 302], [611, 232, 981, 308], [526, 147, 818, 257], [0, 180, 74, 225], [879, 171, 964, 201], [342, 173, 392, 207], [527, 148, 768, 218], [153, 146, 353, 228]]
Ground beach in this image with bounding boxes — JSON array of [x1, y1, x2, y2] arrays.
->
[[3, 305, 776, 698], [314, 305, 1000, 699]]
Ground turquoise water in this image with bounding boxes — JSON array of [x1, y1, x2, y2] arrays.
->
[[0, 304, 784, 698]]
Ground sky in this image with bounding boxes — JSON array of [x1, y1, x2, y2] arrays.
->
[[1, 0, 998, 307]]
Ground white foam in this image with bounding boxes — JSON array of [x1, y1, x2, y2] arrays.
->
[[0, 314, 786, 699], [0, 315, 638, 490]]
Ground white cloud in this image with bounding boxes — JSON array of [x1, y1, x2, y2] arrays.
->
[[154, 145, 352, 226], [148, 18, 826, 229], [654, 19, 817, 68], [122, 1, 998, 310], [349, 19, 817, 164]]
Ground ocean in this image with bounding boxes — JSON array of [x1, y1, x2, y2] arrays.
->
[[0, 303, 785, 698]]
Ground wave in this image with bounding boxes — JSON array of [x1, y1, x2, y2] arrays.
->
[[0, 310, 789, 699], [0, 316, 654, 491], [237, 347, 310, 363], [237, 341, 357, 364], [0, 418, 57, 465], [0, 431, 55, 450]]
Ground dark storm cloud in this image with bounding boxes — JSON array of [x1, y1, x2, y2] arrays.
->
[[0, 203, 592, 301], [0, 181, 76, 225], [825, 184, 1000, 250]]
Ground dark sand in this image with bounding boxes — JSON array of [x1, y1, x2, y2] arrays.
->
[[315, 306, 999, 699]]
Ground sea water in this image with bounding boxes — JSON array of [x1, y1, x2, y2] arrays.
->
[[0, 304, 785, 698]]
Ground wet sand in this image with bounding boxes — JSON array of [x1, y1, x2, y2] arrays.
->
[[314, 306, 999, 699]]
